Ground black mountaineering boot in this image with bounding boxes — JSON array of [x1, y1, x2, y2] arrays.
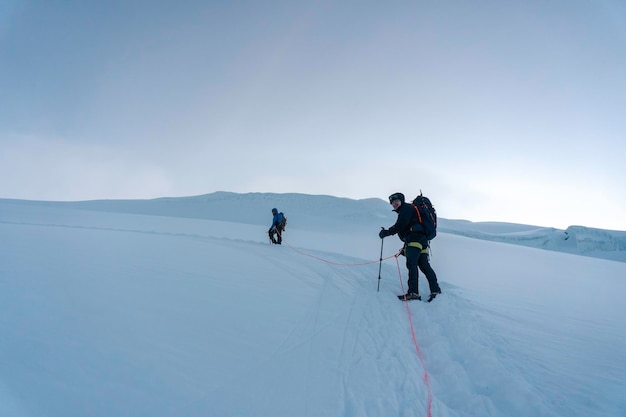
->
[[398, 293, 421, 301], [426, 291, 441, 303]]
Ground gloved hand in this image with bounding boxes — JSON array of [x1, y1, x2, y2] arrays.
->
[[379, 229, 389, 239], [399, 247, 405, 257]]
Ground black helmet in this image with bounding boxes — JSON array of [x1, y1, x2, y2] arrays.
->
[[388, 192, 405, 204]]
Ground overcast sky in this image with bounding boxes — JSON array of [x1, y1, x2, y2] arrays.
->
[[1, 0, 625, 230]]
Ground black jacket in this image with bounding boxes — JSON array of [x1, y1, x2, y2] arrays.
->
[[388, 202, 428, 247]]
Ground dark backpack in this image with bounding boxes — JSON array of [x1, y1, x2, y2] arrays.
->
[[279, 212, 287, 231], [411, 193, 437, 240]]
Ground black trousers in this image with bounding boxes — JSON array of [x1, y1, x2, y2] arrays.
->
[[405, 244, 440, 295], [269, 227, 282, 244]]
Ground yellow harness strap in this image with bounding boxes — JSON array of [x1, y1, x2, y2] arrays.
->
[[406, 241, 429, 254]]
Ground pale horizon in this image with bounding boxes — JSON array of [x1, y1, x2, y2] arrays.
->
[[1, 1, 625, 231]]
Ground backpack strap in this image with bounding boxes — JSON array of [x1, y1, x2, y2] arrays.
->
[[409, 205, 422, 232], [413, 205, 422, 223]]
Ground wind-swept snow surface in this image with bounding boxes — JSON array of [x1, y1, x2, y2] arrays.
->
[[1, 195, 625, 417]]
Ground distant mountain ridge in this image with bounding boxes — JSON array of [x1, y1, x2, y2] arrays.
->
[[1, 192, 393, 231], [2, 192, 625, 262], [438, 219, 626, 263]]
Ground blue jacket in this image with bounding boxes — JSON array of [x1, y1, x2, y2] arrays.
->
[[271, 212, 283, 228]]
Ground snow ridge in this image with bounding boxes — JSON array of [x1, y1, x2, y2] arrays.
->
[[2, 192, 624, 262]]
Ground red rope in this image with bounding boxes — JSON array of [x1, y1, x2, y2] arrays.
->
[[395, 255, 433, 417], [283, 241, 397, 266], [282, 240, 433, 415]]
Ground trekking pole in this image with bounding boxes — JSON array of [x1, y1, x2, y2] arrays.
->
[[377, 229, 384, 292]]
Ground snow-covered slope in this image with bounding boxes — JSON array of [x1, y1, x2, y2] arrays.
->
[[3, 192, 624, 261], [1, 194, 625, 417], [439, 219, 626, 262]]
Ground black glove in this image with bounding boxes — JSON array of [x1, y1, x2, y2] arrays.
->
[[379, 229, 389, 239], [399, 247, 405, 257]]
